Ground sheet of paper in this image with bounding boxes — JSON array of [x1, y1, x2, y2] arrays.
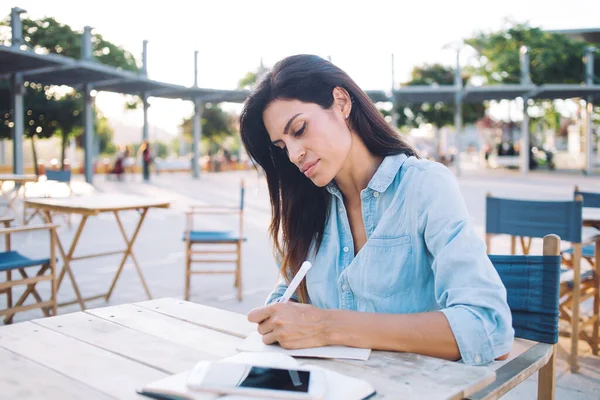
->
[[237, 332, 371, 361]]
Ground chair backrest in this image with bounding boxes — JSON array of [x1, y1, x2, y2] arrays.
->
[[45, 170, 72, 183], [575, 185, 600, 208], [486, 195, 583, 243], [489, 234, 561, 344]]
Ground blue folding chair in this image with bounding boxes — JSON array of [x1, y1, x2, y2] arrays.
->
[[1, 220, 58, 324], [469, 235, 561, 400], [469, 234, 561, 400], [561, 185, 599, 355], [45, 170, 73, 194], [183, 180, 247, 301], [485, 194, 585, 372], [566, 185, 600, 261]]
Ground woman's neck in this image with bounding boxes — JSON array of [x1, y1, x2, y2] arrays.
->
[[334, 134, 383, 205]]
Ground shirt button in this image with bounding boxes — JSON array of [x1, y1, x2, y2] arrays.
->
[[343, 246, 349, 253], [342, 284, 348, 291], [474, 354, 481, 363], [373, 191, 380, 198]]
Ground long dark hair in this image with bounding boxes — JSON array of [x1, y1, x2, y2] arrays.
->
[[239, 54, 417, 302]]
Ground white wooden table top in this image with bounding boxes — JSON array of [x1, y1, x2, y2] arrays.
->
[[0, 298, 497, 399], [0, 174, 38, 183], [24, 194, 171, 215]]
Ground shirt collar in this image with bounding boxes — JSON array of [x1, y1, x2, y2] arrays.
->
[[326, 153, 409, 195]]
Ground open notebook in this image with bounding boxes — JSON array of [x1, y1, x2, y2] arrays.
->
[[137, 352, 376, 400], [237, 332, 371, 361]]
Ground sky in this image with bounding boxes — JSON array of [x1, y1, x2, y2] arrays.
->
[[6, 0, 600, 137]]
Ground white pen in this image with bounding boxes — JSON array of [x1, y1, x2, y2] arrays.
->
[[278, 261, 312, 303]]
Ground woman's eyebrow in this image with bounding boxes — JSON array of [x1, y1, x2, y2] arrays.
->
[[283, 113, 303, 135]]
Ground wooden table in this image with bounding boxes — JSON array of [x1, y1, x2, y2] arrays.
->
[[0, 298, 505, 399], [22, 195, 170, 312], [0, 174, 38, 223]]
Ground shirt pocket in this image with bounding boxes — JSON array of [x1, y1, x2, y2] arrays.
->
[[350, 235, 413, 299]]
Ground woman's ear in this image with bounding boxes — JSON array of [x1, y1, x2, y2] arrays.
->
[[332, 87, 352, 120]]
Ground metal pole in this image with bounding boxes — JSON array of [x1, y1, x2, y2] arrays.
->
[[83, 84, 94, 184], [257, 57, 266, 82], [192, 100, 202, 179], [11, 73, 24, 174], [10, 7, 26, 174], [454, 49, 463, 177], [10, 7, 26, 48], [521, 97, 530, 176], [142, 96, 149, 142], [81, 26, 95, 183], [584, 46, 596, 175], [142, 40, 149, 76], [142, 95, 150, 181], [520, 46, 531, 176], [194, 50, 199, 87], [191, 51, 202, 178], [82, 26, 93, 60]]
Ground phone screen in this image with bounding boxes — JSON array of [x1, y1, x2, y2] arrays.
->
[[197, 363, 311, 393]]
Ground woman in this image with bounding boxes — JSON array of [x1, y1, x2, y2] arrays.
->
[[240, 54, 513, 365], [138, 140, 152, 182]]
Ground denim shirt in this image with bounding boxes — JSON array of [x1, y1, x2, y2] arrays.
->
[[265, 153, 515, 366]]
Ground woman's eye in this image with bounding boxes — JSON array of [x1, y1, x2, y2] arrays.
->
[[293, 122, 306, 137]]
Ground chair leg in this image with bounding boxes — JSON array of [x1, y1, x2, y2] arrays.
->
[[537, 344, 556, 400], [6, 270, 12, 310], [593, 240, 600, 355], [4, 265, 51, 324], [593, 279, 599, 355], [236, 243, 242, 302], [185, 244, 191, 301]]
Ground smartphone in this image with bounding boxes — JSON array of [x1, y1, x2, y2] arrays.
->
[[186, 361, 326, 399]]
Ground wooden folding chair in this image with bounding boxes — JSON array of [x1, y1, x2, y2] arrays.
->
[[485, 193, 584, 372], [560, 186, 599, 356], [1, 222, 58, 324], [184, 180, 246, 301], [468, 234, 561, 400]]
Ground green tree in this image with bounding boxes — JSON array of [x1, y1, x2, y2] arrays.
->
[[0, 16, 139, 170], [465, 22, 600, 144], [0, 82, 64, 171], [396, 63, 485, 128], [1, 16, 139, 72], [465, 22, 598, 85], [238, 71, 259, 90], [180, 103, 236, 155]]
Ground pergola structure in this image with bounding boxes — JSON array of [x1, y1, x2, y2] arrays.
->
[[369, 45, 600, 176], [2, 7, 248, 183], [3, 7, 599, 180]]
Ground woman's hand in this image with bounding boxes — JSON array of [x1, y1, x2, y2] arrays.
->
[[247, 302, 329, 349]]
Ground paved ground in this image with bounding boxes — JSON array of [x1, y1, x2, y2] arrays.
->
[[2, 166, 600, 399]]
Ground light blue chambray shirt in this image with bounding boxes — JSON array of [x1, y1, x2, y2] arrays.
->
[[265, 153, 514, 366]]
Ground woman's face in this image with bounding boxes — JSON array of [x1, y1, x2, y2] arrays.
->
[[262, 88, 353, 187]]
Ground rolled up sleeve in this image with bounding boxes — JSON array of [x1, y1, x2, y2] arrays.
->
[[419, 164, 514, 365]]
